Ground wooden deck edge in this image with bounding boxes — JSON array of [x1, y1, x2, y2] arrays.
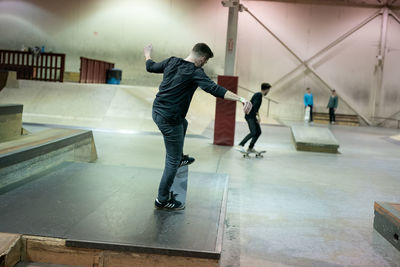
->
[[373, 202, 400, 251], [0, 233, 23, 267], [20, 235, 218, 267], [374, 202, 400, 225]]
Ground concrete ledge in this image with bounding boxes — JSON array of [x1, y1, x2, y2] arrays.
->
[[374, 202, 400, 251], [0, 104, 23, 142], [291, 125, 340, 153], [0, 129, 97, 191]]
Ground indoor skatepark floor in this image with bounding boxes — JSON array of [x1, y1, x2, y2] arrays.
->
[[23, 122, 400, 267]]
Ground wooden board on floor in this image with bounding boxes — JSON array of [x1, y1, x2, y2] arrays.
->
[[374, 202, 400, 251]]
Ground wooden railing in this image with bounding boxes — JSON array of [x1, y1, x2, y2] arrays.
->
[[0, 49, 65, 82], [313, 112, 360, 126], [80, 57, 114, 84], [373, 116, 400, 129], [238, 85, 279, 117]]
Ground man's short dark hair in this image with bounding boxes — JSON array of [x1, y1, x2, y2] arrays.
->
[[192, 43, 214, 59], [261, 83, 271, 90]]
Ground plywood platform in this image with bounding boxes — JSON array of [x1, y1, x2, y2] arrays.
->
[[0, 162, 228, 266], [290, 125, 340, 153], [374, 202, 400, 251]]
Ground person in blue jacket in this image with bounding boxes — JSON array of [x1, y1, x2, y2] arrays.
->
[[304, 88, 314, 122]]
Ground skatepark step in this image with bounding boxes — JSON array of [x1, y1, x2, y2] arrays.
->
[[374, 202, 400, 251], [0, 128, 97, 192], [313, 112, 360, 126], [290, 125, 340, 153]]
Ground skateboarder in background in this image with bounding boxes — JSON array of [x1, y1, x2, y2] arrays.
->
[[304, 88, 314, 123], [144, 43, 252, 210], [327, 89, 338, 124], [236, 83, 271, 153]]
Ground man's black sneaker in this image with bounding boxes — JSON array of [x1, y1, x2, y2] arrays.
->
[[179, 154, 195, 167], [154, 191, 185, 210]]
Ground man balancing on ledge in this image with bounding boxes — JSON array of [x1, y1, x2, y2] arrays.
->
[[144, 43, 252, 210]]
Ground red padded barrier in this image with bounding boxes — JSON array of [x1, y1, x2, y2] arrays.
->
[[213, 75, 238, 146]]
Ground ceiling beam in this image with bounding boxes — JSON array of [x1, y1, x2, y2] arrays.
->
[[242, 0, 400, 8]]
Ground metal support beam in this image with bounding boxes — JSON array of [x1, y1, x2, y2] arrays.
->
[[241, 4, 372, 125], [223, 1, 240, 76], [389, 9, 400, 24], [371, 7, 390, 124]]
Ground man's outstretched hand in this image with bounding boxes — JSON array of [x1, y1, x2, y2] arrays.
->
[[144, 44, 152, 60], [242, 99, 252, 115]]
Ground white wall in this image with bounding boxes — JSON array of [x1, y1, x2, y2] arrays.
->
[[0, 0, 228, 85], [0, 0, 399, 124]]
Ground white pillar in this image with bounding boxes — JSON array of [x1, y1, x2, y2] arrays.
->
[[223, 1, 240, 76], [371, 7, 389, 123]]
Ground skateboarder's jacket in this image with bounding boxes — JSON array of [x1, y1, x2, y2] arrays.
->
[[146, 57, 227, 125], [245, 92, 262, 119]]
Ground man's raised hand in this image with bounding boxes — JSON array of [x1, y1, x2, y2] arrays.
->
[[144, 44, 153, 60]]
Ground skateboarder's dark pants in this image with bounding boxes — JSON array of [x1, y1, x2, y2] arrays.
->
[[153, 112, 187, 202], [329, 108, 336, 122], [239, 117, 261, 149]]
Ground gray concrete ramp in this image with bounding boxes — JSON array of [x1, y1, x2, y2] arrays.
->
[[291, 125, 339, 153]]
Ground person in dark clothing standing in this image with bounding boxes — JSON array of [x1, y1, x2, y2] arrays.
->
[[327, 89, 339, 124], [236, 83, 271, 153], [144, 43, 252, 210]]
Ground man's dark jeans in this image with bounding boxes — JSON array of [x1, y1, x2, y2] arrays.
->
[[329, 108, 336, 123], [152, 112, 187, 202], [239, 117, 261, 149]]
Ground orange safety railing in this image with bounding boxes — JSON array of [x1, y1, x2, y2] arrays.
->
[[80, 57, 115, 84], [0, 49, 65, 82]]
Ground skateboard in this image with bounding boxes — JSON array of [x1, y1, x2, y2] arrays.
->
[[169, 165, 188, 205], [239, 150, 266, 158]]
